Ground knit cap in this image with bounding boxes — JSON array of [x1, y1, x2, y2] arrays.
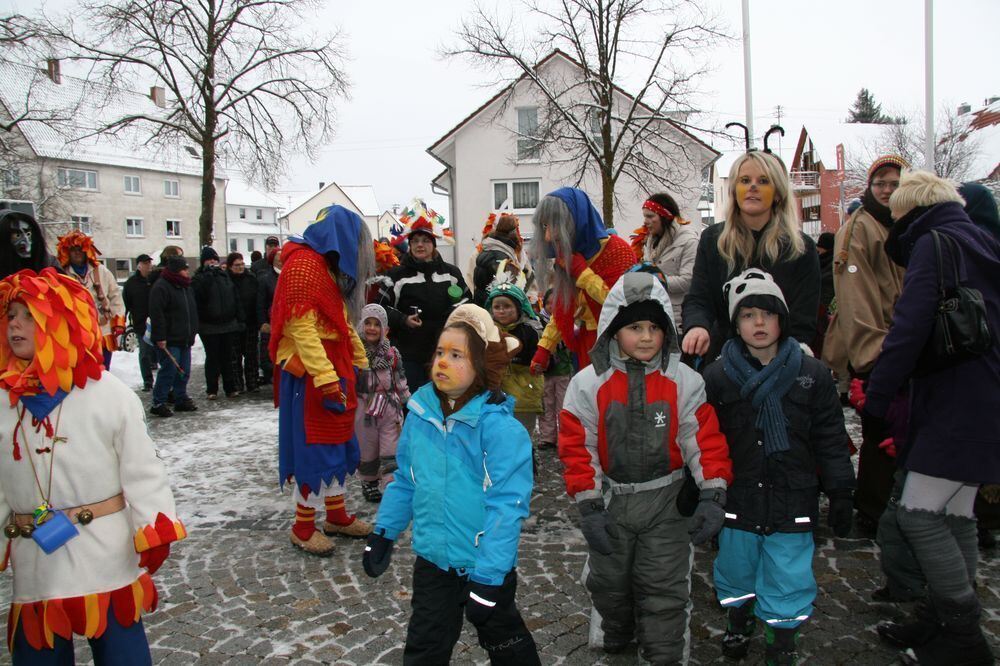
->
[[605, 299, 672, 340], [360, 303, 388, 340], [724, 268, 789, 324], [867, 155, 910, 184], [200, 246, 220, 264]]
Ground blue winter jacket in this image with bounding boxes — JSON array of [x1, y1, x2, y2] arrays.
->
[[374, 385, 533, 586]]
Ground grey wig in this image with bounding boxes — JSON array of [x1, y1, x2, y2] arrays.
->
[[340, 222, 375, 322], [531, 195, 577, 310]]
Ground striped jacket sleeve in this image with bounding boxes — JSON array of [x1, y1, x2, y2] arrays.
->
[[558, 367, 604, 502], [674, 364, 733, 489]]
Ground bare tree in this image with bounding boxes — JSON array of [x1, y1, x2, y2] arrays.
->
[[446, 0, 725, 227], [49, 0, 348, 245]]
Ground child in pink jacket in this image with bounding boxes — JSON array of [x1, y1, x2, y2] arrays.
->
[[355, 304, 410, 502]]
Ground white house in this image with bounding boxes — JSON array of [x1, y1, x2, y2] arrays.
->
[[426, 49, 720, 272], [225, 179, 283, 258], [0, 59, 227, 280], [376, 209, 401, 240], [281, 181, 381, 239]]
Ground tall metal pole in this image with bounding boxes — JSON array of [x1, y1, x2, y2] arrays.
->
[[924, 0, 935, 171], [741, 0, 754, 148]]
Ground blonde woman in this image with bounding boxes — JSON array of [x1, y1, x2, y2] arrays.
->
[[681, 151, 819, 361]]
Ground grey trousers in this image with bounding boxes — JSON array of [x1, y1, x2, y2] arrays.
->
[[877, 471, 926, 600], [585, 481, 693, 665]]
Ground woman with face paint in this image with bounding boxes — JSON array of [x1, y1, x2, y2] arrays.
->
[[681, 151, 820, 363]]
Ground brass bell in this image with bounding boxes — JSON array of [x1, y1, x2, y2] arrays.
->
[[3, 523, 19, 539], [19, 524, 33, 538], [77, 509, 94, 525]]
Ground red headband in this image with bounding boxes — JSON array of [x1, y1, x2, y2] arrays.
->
[[642, 200, 675, 221]]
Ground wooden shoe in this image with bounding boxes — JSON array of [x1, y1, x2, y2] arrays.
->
[[289, 530, 335, 557], [322, 517, 373, 538]]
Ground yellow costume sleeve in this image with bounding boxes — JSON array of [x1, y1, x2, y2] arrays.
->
[[285, 312, 339, 388], [538, 317, 563, 353], [347, 309, 369, 370], [574, 266, 611, 305]]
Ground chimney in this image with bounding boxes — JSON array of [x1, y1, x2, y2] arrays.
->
[[46, 59, 61, 84], [318, 181, 326, 190], [150, 86, 166, 108], [957, 102, 972, 116]]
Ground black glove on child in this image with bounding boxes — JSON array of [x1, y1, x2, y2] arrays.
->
[[465, 580, 502, 625], [362, 529, 394, 578], [689, 488, 726, 545], [827, 488, 854, 538], [577, 499, 615, 555]]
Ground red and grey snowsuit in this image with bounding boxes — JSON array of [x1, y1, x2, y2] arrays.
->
[[559, 271, 732, 663]]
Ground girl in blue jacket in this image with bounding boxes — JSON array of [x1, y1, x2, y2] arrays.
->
[[362, 304, 540, 665]]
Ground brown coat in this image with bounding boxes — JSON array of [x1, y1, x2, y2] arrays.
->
[[643, 221, 699, 329], [822, 208, 905, 375]]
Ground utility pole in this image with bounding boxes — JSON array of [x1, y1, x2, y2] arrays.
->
[[774, 105, 784, 153], [924, 0, 935, 170], [741, 0, 755, 148]]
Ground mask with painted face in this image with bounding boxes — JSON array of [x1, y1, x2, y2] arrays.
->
[[12, 220, 32, 259]]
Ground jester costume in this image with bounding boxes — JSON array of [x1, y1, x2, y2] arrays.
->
[[535, 188, 636, 368], [55, 231, 126, 369], [270, 206, 373, 556], [0, 268, 185, 664]]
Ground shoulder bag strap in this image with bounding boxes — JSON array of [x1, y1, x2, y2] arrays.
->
[[930, 230, 946, 299]]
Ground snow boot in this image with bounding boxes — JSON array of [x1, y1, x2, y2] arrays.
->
[[361, 480, 382, 503], [764, 626, 798, 666], [722, 601, 757, 660], [877, 600, 939, 649], [899, 596, 995, 666]]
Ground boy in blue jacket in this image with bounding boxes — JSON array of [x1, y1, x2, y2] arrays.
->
[[362, 304, 540, 665]]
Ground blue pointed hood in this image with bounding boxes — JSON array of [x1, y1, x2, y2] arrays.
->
[[549, 187, 608, 259], [289, 205, 363, 283]]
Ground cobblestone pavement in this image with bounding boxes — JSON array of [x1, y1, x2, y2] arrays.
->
[[1, 354, 998, 665]]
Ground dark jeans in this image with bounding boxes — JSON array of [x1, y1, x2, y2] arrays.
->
[[138, 339, 156, 388], [404, 557, 539, 665], [13, 603, 151, 665], [202, 332, 238, 395], [231, 327, 259, 392], [152, 345, 191, 407]]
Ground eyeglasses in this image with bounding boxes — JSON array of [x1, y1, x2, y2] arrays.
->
[[871, 180, 900, 190]]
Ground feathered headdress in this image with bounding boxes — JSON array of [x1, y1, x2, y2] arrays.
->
[[485, 270, 536, 322], [629, 226, 649, 261], [56, 230, 102, 267], [399, 198, 454, 245], [0, 268, 104, 402], [373, 239, 400, 273]]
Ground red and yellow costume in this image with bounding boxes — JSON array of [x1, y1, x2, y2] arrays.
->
[[55, 232, 126, 354], [0, 268, 184, 657]]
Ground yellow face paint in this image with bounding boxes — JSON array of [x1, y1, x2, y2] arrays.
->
[[736, 181, 775, 210]]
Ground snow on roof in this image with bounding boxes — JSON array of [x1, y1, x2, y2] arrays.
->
[[960, 100, 1000, 181], [339, 185, 380, 217], [225, 178, 282, 209], [797, 121, 888, 171], [0, 59, 206, 177]]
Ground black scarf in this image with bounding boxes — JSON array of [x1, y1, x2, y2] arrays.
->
[[862, 189, 895, 228], [884, 205, 933, 267]]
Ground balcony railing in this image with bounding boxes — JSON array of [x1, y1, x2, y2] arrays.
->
[[790, 170, 820, 189]]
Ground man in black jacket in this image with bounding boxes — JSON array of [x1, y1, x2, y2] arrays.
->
[[193, 246, 243, 399], [251, 236, 280, 278], [148, 255, 199, 416], [123, 253, 155, 390]]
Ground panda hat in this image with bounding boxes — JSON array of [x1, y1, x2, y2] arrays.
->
[[723, 269, 789, 335]]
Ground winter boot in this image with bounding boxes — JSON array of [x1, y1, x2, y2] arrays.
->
[[764, 626, 798, 666], [877, 600, 940, 649], [900, 596, 995, 666], [722, 601, 757, 660], [361, 480, 383, 503], [173, 397, 198, 412]]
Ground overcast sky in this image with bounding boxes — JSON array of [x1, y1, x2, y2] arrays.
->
[[7, 0, 1000, 218]]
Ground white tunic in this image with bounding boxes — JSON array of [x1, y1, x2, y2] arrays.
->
[[0, 372, 181, 604]]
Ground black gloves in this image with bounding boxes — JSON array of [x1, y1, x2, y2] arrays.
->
[[827, 488, 855, 538], [577, 499, 615, 555], [465, 580, 502, 625], [362, 529, 394, 578], [689, 488, 726, 545]]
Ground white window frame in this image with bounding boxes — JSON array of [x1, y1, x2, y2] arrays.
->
[[239, 207, 246, 219], [491, 179, 541, 214], [247, 238, 255, 253], [255, 208, 262, 220], [163, 179, 179, 198], [71, 214, 92, 235], [125, 217, 144, 238], [516, 106, 542, 162], [3, 168, 19, 188], [229, 238, 238, 252], [57, 167, 98, 191], [165, 219, 182, 238], [123, 174, 141, 195]]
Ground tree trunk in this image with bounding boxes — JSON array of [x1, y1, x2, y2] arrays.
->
[[199, 134, 215, 248], [601, 168, 615, 228]]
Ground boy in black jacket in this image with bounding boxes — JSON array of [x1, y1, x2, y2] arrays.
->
[[703, 269, 855, 666]]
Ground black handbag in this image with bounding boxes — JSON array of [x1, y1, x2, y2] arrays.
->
[[915, 230, 993, 375]]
